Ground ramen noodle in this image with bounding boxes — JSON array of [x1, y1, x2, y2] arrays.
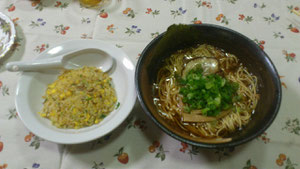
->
[[153, 44, 259, 143]]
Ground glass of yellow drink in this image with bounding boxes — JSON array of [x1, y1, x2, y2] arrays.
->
[[79, 0, 103, 8]]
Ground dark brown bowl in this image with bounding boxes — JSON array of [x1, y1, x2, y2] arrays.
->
[[135, 24, 282, 148]]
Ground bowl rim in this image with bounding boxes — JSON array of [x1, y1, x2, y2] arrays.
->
[[135, 24, 282, 148]]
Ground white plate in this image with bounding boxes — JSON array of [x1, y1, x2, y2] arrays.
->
[[15, 39, 136, 144], [0, 12, 16, 58]]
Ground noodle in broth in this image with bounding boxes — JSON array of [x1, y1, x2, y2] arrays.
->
[[153, 44, 259, 142]]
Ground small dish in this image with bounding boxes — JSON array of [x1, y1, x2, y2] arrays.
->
[[0, 12, 16, 58], [16, 39, 136, 144]]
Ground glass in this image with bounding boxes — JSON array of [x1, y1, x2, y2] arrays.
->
[[79, 0, 103, 8]]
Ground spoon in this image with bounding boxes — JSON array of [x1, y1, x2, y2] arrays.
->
[[5, 48, 114, 72]]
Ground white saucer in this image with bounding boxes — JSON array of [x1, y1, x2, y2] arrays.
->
[[0, 12, 16, 58]]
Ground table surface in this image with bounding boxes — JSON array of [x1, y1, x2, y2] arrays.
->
[[0, 0, 300, 169]]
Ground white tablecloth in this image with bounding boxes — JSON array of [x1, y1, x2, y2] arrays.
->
[[0, 0, 300, 168]]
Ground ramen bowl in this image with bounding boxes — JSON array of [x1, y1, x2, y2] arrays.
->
[[135, 24, 281, 148]]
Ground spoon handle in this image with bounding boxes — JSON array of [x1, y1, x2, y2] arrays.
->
[[5, 57, 63, 72]]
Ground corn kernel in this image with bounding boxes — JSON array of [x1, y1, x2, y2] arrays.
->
[[49, 83, 56, 88], [103, 79, 107, 83], [85, 114, 90, 121], [46, 90, 51, 95], [51, 89, 57, 94], [41, 113, 47, 117], [50, 112, 56, 116], [59, 93, 65, 99], [66, 91, 72, 96], [94, 119, 99, 124], [72, 108, 78, 114], [75, 80, 80, 84]]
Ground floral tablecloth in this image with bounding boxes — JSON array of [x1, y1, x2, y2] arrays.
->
[[0, 0, 300, 168]]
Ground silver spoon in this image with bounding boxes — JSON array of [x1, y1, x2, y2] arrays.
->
[[5, 48, 114, 72]]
